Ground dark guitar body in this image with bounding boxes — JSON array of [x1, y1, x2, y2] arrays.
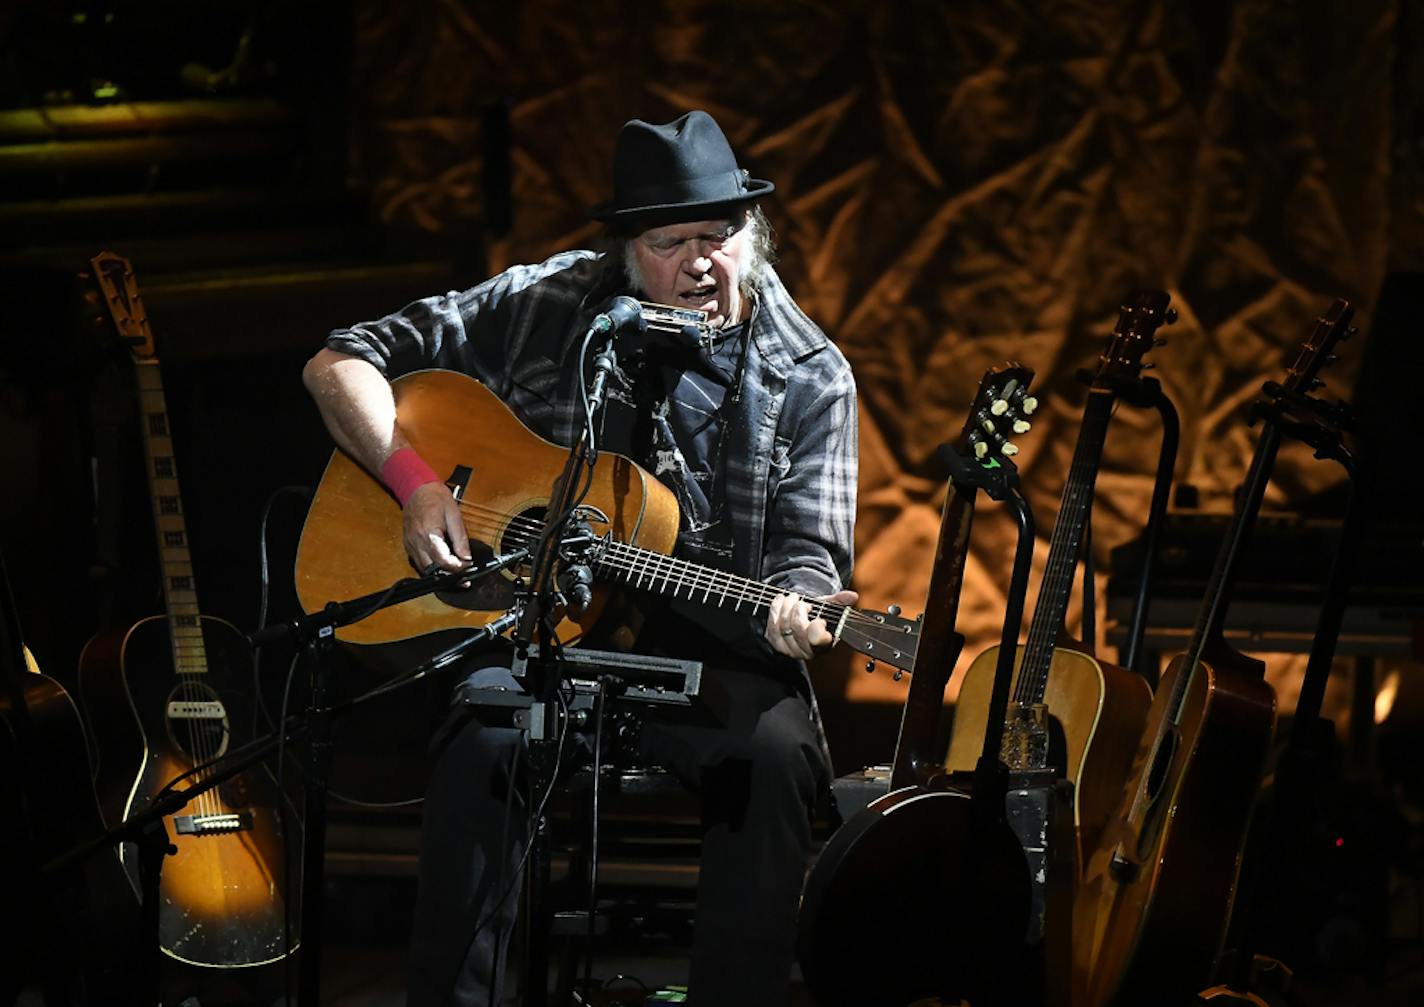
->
[[1, 665, 145, 1003], [1078, 652, 1276, 1005], [81, 613, 298, 968], [798, 786, 1033, 1006]]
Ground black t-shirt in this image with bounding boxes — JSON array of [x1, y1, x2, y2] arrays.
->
[[598, 325, 773, 669]]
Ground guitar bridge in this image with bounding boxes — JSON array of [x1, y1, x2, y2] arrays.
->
[[173, 811, 254, 836]]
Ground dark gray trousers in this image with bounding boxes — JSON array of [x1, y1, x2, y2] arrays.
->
[[406, 665, 826, 1007]]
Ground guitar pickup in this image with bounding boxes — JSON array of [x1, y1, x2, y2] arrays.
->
[[166, 700, 227, 720], [174, 812, 253, 836]]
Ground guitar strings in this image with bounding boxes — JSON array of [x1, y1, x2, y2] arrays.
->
[[453, 499, 872, 626], [445, 496, 897, 636], [173, 619, 217, 817], [1015, 395, 1108, 705]]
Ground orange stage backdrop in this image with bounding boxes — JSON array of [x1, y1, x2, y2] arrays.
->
[[346, 1, 1421, 711]]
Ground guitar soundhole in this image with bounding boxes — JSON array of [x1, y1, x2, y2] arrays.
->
[[1145, 729, 1178, 803], [435, 505, 543, 613], [163, 681, 230, 762]]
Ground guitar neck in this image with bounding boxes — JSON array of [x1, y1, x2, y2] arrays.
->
[[1015, 387, 1115, 703], [135, 358, 209, 676], [593, 540, 847, 623], [1167, 423, 1283, 722], [890, 485, 975, 789]]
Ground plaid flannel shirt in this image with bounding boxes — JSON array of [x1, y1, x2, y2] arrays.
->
[[325, 250, 857, 599], [326, 251, 858, 780]]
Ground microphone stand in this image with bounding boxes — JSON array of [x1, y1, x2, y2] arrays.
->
[[514, 312, 629, 1007], [43, 552, 526, 1007]]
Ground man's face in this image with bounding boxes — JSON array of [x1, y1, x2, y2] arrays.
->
[[628, 215, 749, 328]]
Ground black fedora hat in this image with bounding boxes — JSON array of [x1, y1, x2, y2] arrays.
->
[[590, 110, 774, 226]]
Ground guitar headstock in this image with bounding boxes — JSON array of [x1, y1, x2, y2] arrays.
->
[[958, 362, 1038, 464], [934, 363, 1039, 501], [865, 364, 1039, 679], [87, 251, 156, 361], [1089, 289, 1176, 386], [838, 601, 920, 675], [1279, 298, 1355, 397], [1251, 298, 1357, 450]]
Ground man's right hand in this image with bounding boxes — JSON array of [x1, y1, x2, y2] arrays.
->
[[403, 482, 472, 572]]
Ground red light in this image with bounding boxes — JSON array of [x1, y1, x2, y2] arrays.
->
[[1335, 837, 1345, 848]]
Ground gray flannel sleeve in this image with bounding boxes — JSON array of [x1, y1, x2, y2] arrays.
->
[[324, 288, 482, 377], [762, 360, 858, 598], [323, 255, 584, 379]]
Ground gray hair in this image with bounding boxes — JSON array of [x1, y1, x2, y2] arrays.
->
[[616, 204, 777, 305]]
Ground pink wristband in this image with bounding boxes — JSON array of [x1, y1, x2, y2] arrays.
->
[[380, 448, 440, 507]]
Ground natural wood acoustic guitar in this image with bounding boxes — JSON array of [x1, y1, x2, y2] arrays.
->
[[294, 368, 921, 670], [946, 291, 1173, 861], [1072, 299, 1356, 1006]]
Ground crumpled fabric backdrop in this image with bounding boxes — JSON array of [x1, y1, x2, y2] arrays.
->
[[348, 0, 1421, 710]]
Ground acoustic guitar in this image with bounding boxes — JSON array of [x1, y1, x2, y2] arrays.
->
[[76, 252, 296, 968], [1, 546, 142, 1002], [946, 291, 1171, 860], [797, 364, 1040, 1007], [294, 368, 921, 670], [1073, 300, 1356, 1006]]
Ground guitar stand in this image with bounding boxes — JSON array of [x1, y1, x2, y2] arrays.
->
[[1208, 394, 1363, 1004], [937, 443, 1056, 1002], [1074, 368, 1181, 686]]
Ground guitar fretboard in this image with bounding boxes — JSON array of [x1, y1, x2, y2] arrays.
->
[[1016, 389, 1114, 705], [594, 539, 844, 623], [135, 359, 210, 677]]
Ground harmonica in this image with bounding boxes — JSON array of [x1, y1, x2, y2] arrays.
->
[[638, 301, 713, 343]]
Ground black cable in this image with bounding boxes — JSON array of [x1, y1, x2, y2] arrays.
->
[[253, 484, 314, 734], [278, 639, 304, 1007], [583, 677, 608, 1000]]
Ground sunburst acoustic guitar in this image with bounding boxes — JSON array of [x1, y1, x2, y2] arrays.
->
[[76, 251, 297, 969]]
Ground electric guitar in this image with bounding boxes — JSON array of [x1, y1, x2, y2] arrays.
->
[[946, 291, 1171, 860], [1073, 300, 1356, 1006], [294, 368, 921, 670], [76, 251, 297, 968]]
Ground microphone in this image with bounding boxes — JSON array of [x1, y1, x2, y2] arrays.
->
[[589, 296, 645, 336]]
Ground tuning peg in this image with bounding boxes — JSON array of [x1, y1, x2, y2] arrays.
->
[[1003, 441, 1019, 456], [990, 398, 1008, 416], [981, 418, 997, 434], [1021, 395, 1039, 415], [865, 659, 877, 673], [1012, 419, 1030, 434], [973, 440, 989, 460]]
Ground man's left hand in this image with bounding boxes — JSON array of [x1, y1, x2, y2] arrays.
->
[[766, 590, 860, 661]]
